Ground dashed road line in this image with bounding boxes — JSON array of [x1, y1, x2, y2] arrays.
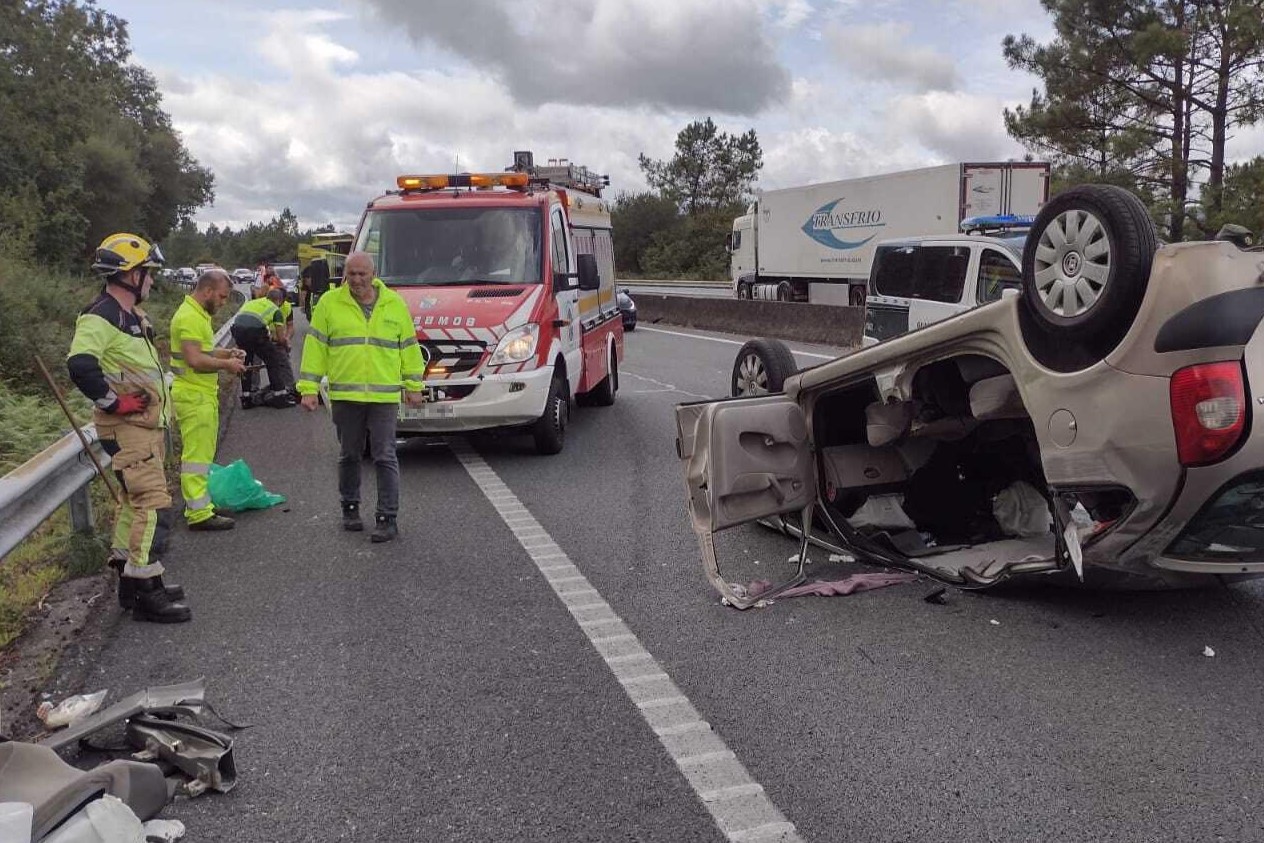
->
[[450, 440, 804, 843]]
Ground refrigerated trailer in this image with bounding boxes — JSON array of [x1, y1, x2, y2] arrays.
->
[[729, 162, 1050, 305]]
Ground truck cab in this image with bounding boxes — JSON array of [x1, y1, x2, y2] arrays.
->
[[864, 232, 1025, 342], [351, 155, 623, 454]]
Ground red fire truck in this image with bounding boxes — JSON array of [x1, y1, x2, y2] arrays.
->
[[351, 152, 623, 454]]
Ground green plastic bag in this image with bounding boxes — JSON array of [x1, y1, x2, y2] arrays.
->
[[207, 459, 286, 512]]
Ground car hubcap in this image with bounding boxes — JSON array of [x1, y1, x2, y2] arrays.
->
[[1033, 208, 1111, 318], [737, 354, 768, 396]]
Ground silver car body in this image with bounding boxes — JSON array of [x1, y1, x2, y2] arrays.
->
[[677, 241, 1264, 606]]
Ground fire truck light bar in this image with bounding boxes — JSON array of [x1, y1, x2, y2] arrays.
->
[[397, 172, 530, 191]]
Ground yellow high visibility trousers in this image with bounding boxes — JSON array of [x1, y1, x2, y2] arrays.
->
[[172, 384, 219, 525]]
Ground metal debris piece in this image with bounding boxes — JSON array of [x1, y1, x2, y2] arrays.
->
[[127, 716, 237, 795], [39, 679, 207, 751]]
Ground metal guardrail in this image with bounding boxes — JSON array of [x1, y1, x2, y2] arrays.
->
[[0, 320, 235, 560]]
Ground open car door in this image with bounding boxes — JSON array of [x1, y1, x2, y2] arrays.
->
[[676, 395, 816, 609]]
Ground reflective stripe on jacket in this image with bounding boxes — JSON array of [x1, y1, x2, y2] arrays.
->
[[296, 278, 424, 404], [169, 295, 218, 395], [67, 295, 170, 429], [234, 297, 283, 331]]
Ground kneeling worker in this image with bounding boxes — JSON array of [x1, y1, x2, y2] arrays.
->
[[169, 269, 247, 531], [231, 286, 296, 409]]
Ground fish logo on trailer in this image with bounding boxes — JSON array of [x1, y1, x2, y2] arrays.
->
[[802, 198, 885, 250]]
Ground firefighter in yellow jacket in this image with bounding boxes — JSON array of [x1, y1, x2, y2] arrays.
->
[[297, 251, 425, 542], [169, 269, 246, 530], [67, 234, 190, 623]]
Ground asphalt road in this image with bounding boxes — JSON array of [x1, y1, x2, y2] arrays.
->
[[72, 324, 1264, 842]]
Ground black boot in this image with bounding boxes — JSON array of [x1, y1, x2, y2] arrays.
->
[[342, 502, 363, 532], [128, 576, 192, 623], [240, 393, 258, 410], [370, 515, 398, 543], [189, 514, 236, 531], [109, 557, 184, 606]]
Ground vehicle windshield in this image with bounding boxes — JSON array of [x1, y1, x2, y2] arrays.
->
[[273, 265, 299, 281], [355, 207, 542, 286]]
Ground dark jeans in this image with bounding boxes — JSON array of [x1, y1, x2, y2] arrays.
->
[[331, 401, 400, 517], [231, 325, 294, 396]]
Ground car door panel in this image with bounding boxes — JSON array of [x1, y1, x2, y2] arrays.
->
[[677, 395, 816, 608]]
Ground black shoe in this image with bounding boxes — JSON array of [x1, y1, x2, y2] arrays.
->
[[189, 514, 236, 531], [128, 576, 192, 623], [240, 394, 258, 410], [342, 502, 364, 532], [370, 515, 398, 543], [109, 557, 184, 605], [265, 391, 297, 409]]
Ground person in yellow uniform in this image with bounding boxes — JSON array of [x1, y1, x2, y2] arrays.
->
[[67, 234, 190, 623], [169, 269, 247, 530], [231, 286, 296, 408], [297, 251, 426, 542]]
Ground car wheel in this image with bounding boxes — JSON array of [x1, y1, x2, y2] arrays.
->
[[776, 282, 793, 302], [1019, 184, 1157, 371], [625, 316, 636, 331], [737, 282, 751, 300], [229, 290, 245, 307], [731, 338, 798, 397], [586, 347, 617, 407], [532, 374, 569, 455]]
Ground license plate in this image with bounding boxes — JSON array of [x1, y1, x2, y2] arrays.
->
[[401, 403, 454, 420]]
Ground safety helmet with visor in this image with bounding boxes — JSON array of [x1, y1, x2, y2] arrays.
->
[[92, 232, 165, 299]]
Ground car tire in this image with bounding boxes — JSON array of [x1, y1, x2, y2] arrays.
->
[[229, 290, 246, 307], [776, 282, 793, 302], [585, 347, 618, 407], [532, 374, 569, 455], [731, 338, 798, 397], [625, 317, 636, 332], [737, 282, 752, 300], [1019, 184, 1157, 371]]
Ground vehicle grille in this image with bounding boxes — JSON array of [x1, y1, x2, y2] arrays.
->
[[421, 340, 487, 379], [468, 288, 524, 298]]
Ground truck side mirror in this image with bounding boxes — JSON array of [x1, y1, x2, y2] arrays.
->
[[577, 254, 600, 291]]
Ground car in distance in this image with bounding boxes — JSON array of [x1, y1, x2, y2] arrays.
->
[[679, 185, 1264, 608], [616, 288, 637, 331]]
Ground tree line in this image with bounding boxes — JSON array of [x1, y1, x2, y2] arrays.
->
[[0, 1, 213, 268]]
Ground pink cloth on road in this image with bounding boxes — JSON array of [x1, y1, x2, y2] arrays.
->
[[750, 571, 918, 599]]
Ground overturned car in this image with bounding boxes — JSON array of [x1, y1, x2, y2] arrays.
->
[[677, 185, 1264, 608]]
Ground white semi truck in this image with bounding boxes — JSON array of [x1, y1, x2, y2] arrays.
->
[[729, 162, 1051, 306]]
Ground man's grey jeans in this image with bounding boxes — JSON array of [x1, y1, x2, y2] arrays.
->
[[331, 401, 400, 517]]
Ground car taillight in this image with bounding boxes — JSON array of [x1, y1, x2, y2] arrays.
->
[[1170, 361, 1247, 467]]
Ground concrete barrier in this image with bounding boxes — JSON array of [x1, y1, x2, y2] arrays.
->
[[634, 294, 865, 349]]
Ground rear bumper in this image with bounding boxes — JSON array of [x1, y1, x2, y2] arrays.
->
[[396, 366, 551, 433]]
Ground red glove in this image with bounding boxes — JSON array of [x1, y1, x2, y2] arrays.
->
[[110, 392, 150, 415]]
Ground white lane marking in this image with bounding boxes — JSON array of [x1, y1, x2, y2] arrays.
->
[[620, 369, 712, 400], [450, 440, 803, 843], [639, 325, 837, 360]]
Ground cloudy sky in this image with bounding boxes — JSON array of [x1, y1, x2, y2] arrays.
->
[[107, 0, 1264, 231]]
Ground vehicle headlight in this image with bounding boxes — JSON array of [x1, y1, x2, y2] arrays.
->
[[487, 323, 539, 367]]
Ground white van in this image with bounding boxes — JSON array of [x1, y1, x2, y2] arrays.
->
[[864, 233, 1026, 342]]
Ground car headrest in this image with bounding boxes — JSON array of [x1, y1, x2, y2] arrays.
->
[[866, 401, 913, 447], [969, 374, 1027, 420]]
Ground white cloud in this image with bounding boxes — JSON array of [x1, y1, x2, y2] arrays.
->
[[826, 22, 959, 93], [884, 90, 1027, 161], [357, 0, 792, 113], [156, 11, 684, 228]]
